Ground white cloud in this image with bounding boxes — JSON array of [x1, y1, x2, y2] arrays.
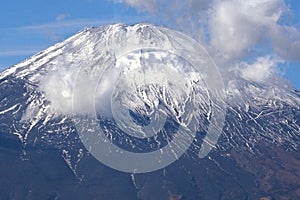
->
[[112, 0, 300, 85], [39, 67, 75, 114], [209, 0, 284, 58], [239, 56, 282, 82], [113, 0, 300, 60], [114, 0, 158, 13]]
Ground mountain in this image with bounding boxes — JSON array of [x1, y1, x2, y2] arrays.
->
[[0, 23, 299, 200]]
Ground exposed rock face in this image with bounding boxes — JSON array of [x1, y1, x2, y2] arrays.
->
[[0, 23, 299, 199]]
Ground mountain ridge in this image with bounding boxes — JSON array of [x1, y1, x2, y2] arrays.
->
[[0, 23, 299, 199]]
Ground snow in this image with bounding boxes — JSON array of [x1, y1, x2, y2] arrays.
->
[[0, 104, 19, 115], [0, 23, 299, 173]]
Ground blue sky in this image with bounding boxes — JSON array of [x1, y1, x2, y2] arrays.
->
[[0, 0, 299, 89], [0, 0, 143, 67]]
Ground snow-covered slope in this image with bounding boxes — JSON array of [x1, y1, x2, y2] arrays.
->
[[1, 23, 300, 200], [0, 23, 299, 176]]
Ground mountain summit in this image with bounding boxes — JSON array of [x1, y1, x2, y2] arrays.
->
[[0, 23, 299, 200]]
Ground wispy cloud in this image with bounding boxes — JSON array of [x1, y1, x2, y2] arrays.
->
[[14, 19, 107, 42], [112, 0, 300, 84], [1, 17, 148, 32], [0, 49, 39, 57], [17, 19, 109, 31], [56, 14, 71, 22], [0, 16, 150, 69]]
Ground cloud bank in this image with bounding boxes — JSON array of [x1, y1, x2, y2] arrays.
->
[[113, 0, 300, 83], [20, 0, 299, 117]]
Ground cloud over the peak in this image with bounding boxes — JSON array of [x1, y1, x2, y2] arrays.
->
[[113, 0, 300, 85], [239, 56, 282, 83], [209, 0, 284, 58]]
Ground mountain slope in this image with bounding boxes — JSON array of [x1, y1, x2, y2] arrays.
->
[[0, 23, 299, 200]]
